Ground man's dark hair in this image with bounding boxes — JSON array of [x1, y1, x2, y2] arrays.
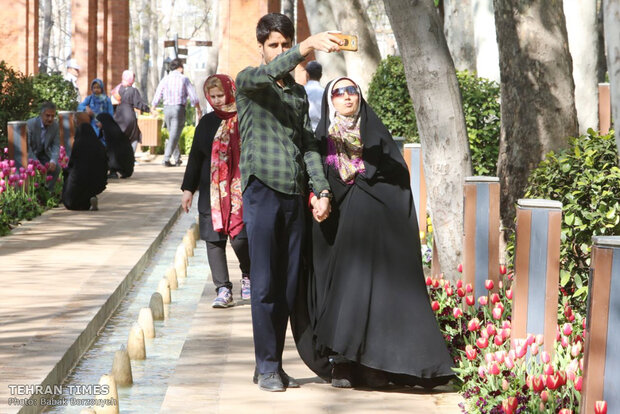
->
[[39, 101, 57, 114], [169, 58, 184, 71], [305, 61, 322, 81], [256, 13, 295, 44]]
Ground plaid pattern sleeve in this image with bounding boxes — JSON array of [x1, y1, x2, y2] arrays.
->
[[236, 45, 330, 195]]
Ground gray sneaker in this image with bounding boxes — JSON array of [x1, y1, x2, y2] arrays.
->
[[212, 287, 235, 308], [89, 196, 98, 211], [240, 277, 251, 300]]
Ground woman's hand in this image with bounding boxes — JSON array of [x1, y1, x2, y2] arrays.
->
[[181, 190, 193, 213]]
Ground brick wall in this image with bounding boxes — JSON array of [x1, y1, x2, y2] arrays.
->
[[0, 0, 38, 75]]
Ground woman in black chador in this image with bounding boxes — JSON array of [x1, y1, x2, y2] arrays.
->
[[62, 115, 108, 211], [97, 113, 134, 178], [293, 77, 454, 388]]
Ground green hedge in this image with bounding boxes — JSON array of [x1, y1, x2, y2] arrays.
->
[[367, 57, 500, 175], [521, 129, 620, 314]]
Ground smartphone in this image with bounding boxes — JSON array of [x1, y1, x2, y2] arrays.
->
[[332, 33, 358, 52]]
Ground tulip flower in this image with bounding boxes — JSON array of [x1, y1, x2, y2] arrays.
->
[[541, 390, 549, 403], [515, 344, 528, 359], [499, 264, 507, 275], [465, 344, 477, 360], [526, 333, 536, 346], [465, 283, 473, 293], [457, 263, 463, 272], [501, 396, 517, 414], [543, 363, 554, 375], [486, 324, 497, 336], [432, 279, 440, 289], [574, 376, 583, 391], [571, 342, 582, 358], [540, 351, 551, 364], [490, 293, 500, 304], [478, 366, 486, 378], [595, 400, 607, 414], [492, 306, 503, 320], [468, 318, 481, 331], [530, 343, 539, 356], [494, 335, 505, 346], [557, 370, 567, 386], [465, 295, 475, 306], [485, 279, 494, 290], [431, 301, 440, 311], [480, 328, 489, 339], [495, 350, 506, 364], [536, 334, 544, 345], [456, 279, 463, 289], [506, 288, 513, 300], [559, 409, 573, 414], [457, 287, 466, 297], [562, 323, 573, 336], [561, 335, 569, 348], [479, 296, 489, 306], [476, 337, 489, 349], [502, 378, 510, 391], [532, 375, 545, 393], [502, 320, 511, 329], [504, 356, 515, 369], [452, 307, 463, 318], [546, 373, 561, 390], [445, 286, 454, 296], [488, 362, 501, 375], [484, 352, 495, 365], [425, 276, 432, 286]]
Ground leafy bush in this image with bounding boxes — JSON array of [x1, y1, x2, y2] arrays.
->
[[522, 129, 620, 314], [367, 57, 501, 175], [30, 72, 78, 117], [0, 61, 38, 148], [181, 125, 195, 155]]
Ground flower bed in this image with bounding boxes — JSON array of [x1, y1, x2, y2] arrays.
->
[[427, 267, 606, 414], [0, 147, 67, 235]]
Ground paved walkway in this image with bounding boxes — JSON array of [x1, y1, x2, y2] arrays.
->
[[0, 155, 463, 413]]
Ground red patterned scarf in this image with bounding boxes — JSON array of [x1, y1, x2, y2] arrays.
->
[[206, 74, 243, 238]]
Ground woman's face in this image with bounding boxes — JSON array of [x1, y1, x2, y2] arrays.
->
[[331, 79, 359, 117], [92, 83, 103, 95], [208, 86, 226, 109]]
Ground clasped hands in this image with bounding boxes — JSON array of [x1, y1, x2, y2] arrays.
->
[[311, 195, 331, 223]]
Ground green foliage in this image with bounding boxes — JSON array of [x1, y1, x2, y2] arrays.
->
[[367, 57, 501, 175], [181, 125, 196, 155], [30, 72, 78, 117], [522, 129, 620, 314], [367, 56, 417, 141], [0, 61, 38, 148], [457, 71, 500, 176]]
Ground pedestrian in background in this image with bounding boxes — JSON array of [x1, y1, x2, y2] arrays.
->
[[152, 58, 202, 167], [304, 60, 324, 131]]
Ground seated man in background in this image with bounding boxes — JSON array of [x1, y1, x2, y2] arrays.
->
[[27, 101, 61, 189]]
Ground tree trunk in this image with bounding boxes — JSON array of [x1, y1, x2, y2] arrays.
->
[[39, 0, 53, 73], [597, 0, 608, 83], [282, 0, 295, 21], [443, 0, 476, 72], [472, 0, 500, 82], [139, 0, 151, 99], [327, 0, 381, 94], [494, 0, 578, 233], [603, 0, 620, 161], [148, 0, 161, 103], [205, 0, 219, 76], [302, 0, 347, 82], [384, 0, 473, 279], [564, 0, 599, 133]]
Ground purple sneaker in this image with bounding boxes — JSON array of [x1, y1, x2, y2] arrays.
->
[[240, 277, 251, 300], [212, 287, 235, 308]]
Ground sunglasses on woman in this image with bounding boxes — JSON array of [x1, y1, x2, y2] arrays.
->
[[331, 85, 359, 97]]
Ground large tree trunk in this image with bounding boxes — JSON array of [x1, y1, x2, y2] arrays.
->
[[564, 0, 599, 133], [603, 0, 620, 161], [494, 0, 578, 233], [472, 0, 500, 81], [384, 0, 473, 279], [302, 0, 347, 82], [282, 0, 295, 21], [597, 1, 608, 83], [327, 0, 381, 94], [148, 0, 161, 102], [138, 0, 151, 99], [39, 0, 53, 73], [206, 0, 219, 75], [443, 0, 476, 72]]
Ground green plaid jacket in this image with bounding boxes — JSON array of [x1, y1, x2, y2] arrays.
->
[[236, 45, 329, 195]]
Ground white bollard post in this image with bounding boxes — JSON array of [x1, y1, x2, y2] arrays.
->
[[94, 374, 119, 414], [110, 346, 133, 386], [157, 278, 171, 304], [127, 323, 146, 360], [138, 307, 155, 338]]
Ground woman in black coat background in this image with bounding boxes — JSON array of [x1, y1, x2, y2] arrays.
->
[[181, 74, 250, 308], [97, 113, 134, 178], [293, 77, 454, 388], [62, 113, 108, 211]]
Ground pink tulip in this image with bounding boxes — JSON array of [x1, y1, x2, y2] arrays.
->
[[480, 328, 489, 339], [468, 318, 481, 331], [594, 400, 607, 414], [465, 344, 477, 360], [504, 356, 515, 369], [485, 279, 494, 290], [485, 352, 495, 365], [501, 396, 517, 414], [515, 344, 528, 359], [558, 370, 567, 386], [536, 334, 545, 345], [561, 335, 569, 348], [543, 363, 554, 375], [452, 307, 463, 318], [541, 390, 549, 402], [495, 350, 506, 364], [486, 324, 497, 337], [571, 342, 582, 358], [479, 296, 489, 306], [526, 333, 536, 346], [530, 343, 539, 356], [502, 378, 510, 391], [478, 366, 486, 378], [431, 301, 440, 311], [489, 362, 500, 375], [465, 283, 473, 293], [465, 295, 475, 306], [506, 288, 513, 300], [476, 337, 489, 349], [494, 335, 505, 346], [457, 263, 463, 272], [574, 376, 583, 391], [490, 293, 500, 304], [492, 306, 503, 320], [456, 279, 463, 289], [540, 351, 551, 364], [46, 175, 53, 182], [559, 409, 573, 414], [499, 264, 507, 275], [562, 323, 573, 336], [502, 320, 511, 329]]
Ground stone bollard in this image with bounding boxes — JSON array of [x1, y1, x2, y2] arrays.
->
[[580, 236, 620, 414], [7, 121, 28, 169], [183, 235, 194, 257], [80, 409, 97, 414], [110, 346, 133, 386], [94, 374, 119, 414], [193, 220, 200, 240], [463, 176, 501, 298], [157, 278, 171, 304], [175, 244, 188, 278], [58, 111, 76, 157], [511, 199, 562, 355], [127, 323, 146, 360], [166, 267, 178, 290], [149, 292, 165, 320], [138, 307, 155, 338], [186, 227, 197, 248]]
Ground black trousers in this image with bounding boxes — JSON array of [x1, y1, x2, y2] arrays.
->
[[243, 178, 304, 375], [206, 237, 250, 291]]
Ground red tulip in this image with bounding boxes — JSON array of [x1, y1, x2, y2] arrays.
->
[[543, 363, 554, 376], [431, 301, 440, 311], [445, 286, 454, 296], [562, 323, 573, 336], [546, 373, 561, 390], [595, 400, 607, 414], [476, 337, 489, 349], [486, 324, 497, 337], [465, 344, 477, 360], [488, 362, 500, 375], [468, 318, 481, 331], [456, 279, 463, 288], [458, 263, 463, 272], [506, 288, 513, 300], [465, 283, 473, 293], [457, 287, 466, 297], [574, 376, 583, 391], [499, 264, 507, 275], [425, 276, 432, 286], [494, 334, 505, 346], [501, 396, 517, 414], [452, 307, 463, 318], [485, 279, 494, 290], [490, 293, 500, 304], [557, 370, 567, 386], [432, 279, 440, 289], [465, 295, 475, 306], [532, 375, 545, 393]]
